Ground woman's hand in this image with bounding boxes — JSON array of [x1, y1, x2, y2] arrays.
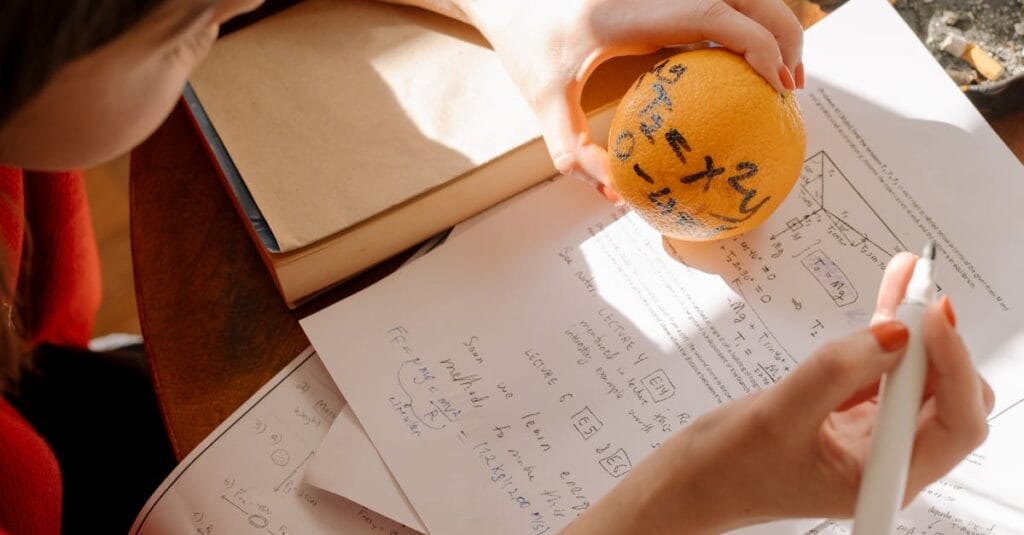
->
[[463, 0, 804, 198], [386, 0, 804, 198], [562, 253, 994, 533]]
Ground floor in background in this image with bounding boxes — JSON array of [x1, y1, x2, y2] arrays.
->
[[83, 154, 141, 336]]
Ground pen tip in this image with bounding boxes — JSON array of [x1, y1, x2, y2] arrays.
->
[[923, 241, 936, 260]]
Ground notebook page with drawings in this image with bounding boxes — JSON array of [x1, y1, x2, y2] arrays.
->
[[129, 348, 422, 535], [300, 0, 1024, 533]]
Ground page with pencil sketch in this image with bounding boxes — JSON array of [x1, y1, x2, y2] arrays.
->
[[301, 0, 1024, 533], [129, 348, 421, 535]]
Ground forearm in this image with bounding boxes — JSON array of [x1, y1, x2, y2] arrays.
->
[[376, 0, 472, 24], [559, 431, 720, 534]]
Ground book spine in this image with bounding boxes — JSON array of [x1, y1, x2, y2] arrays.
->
[[180, 85, 297, 308]]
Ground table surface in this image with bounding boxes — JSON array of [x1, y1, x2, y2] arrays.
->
[[131, 104, 416, 458], [131, 9, 1024, 460]]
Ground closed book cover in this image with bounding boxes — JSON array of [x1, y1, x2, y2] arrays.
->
[[188, 0, 666, 306]]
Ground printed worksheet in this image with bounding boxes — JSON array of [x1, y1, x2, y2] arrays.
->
[[130, 349, 421, 535], [301, 0, 1024, 533]]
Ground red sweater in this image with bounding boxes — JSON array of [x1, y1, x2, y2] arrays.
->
[[0, 167, 101, 534]]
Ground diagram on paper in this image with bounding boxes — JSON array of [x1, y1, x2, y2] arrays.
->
[[720, 150, 906, 304], [695, 150, 910, 377], [770, 150, 905, 268], [746, 150, 907, 312]]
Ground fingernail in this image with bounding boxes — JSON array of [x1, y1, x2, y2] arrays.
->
[[795, 63, 805, 89], [940, 296, 957, 328], [778, 65, 796, 91], [598, 183, 623, 205], [871, 321, 909, 352]]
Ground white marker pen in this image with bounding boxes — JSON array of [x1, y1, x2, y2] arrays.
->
[[852, 242, 936, 534]]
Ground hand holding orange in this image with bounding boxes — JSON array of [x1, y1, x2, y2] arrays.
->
[[608, 48, 806, 241]]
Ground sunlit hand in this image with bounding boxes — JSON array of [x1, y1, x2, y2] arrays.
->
[[460, 0, 805, 200], [562, 252, 994, 533]]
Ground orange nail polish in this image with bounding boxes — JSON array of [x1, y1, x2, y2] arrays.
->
[[778, 65, 796, 91], [795, 63, 805, 89], [598, 183, 621, 205], [871, 321, 909, 352], [940, 296, 957, 328]]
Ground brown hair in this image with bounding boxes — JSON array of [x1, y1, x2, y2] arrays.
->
[[0, 263, 25, 394], [0, 0, 169, 126]]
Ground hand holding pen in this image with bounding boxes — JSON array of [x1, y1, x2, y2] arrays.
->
[[561, 252, 994, 534], [854, 245, 995, 533]]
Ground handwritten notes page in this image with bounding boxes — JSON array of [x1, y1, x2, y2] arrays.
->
[[130, 349, 420, 535], [301, 0, 1024, 533]]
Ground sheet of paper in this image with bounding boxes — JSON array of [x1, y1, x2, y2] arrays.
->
[[304, 406, 428, 532], [130, 348, 421, 535], [297, 190, 544, 530], [301, 0, 1024, 533]]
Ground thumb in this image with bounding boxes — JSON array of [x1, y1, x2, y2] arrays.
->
[[768, 322, 909, 428], [535, 88, 621, 203]]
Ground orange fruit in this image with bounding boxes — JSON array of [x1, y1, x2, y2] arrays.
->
[[607, 48, 806, 241]]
